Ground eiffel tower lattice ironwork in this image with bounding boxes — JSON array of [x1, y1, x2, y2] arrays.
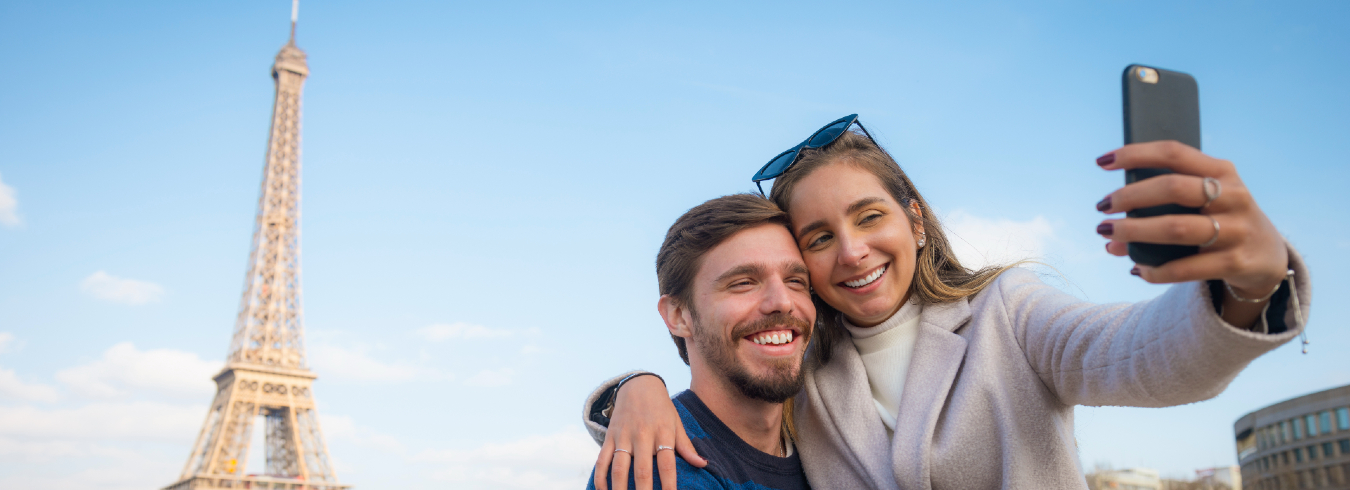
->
[[165, 4, 348, 490]]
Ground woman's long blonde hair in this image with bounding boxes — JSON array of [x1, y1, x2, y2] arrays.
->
[[768, 130, 1023, 365]]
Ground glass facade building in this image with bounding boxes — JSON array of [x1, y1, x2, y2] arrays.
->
[[1235, 384, 1350, 489]]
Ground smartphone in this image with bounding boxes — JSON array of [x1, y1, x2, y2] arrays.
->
[[1122, 64, 1201, 266]]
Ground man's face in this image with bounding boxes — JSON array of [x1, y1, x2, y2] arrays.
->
[[680, 224, 816, 402]]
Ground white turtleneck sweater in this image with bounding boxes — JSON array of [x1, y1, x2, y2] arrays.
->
[[842, 298, 923, 437]]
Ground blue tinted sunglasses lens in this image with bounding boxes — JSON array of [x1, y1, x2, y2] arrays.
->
[[758, 149, 799, 180], [807, 120, 851, 147]]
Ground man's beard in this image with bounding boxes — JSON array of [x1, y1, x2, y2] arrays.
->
[[692, 311, 812, 403]]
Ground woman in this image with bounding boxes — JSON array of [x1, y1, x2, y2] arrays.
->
[[589, 115, 1309, 490]]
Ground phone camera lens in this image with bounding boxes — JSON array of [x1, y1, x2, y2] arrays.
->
[[1136, 67, 1159, 84]]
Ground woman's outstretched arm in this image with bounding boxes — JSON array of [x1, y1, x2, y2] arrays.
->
[[583, 373, 706, 490], [1006, 140, 1311, 407]]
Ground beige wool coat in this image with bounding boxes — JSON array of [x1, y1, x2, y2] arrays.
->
[[585, 251, 1311, 490]]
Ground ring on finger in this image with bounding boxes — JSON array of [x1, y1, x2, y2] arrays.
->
[[656, 445, 674, 452], [1199, 216, 1220, 248], [614, 448, 632, 456], [1201, 177, 1222, 210]]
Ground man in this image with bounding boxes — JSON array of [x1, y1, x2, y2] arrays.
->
[[585, 194, 815, 490]]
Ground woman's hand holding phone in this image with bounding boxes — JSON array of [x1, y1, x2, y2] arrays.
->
[[594, 375, 705, 490], [1095, 140, 1290, 327]]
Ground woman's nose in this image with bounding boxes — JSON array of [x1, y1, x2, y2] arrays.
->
[[837, 233, 868, 267]]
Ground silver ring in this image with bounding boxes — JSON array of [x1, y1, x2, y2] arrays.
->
[[1201, 177, 1222, 210], [656, 446, 674, 452], [614, 448, 631, 456], [1199, 216, 1220, 248]]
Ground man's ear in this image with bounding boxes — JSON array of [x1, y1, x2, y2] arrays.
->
[[658, 294, 694, 339]]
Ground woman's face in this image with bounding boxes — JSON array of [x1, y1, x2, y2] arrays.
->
[[787, 162, 923, 327]]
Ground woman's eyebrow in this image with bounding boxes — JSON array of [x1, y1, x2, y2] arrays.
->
[[796, 220, 827, 238], [846, 197, 885, 215], [795, 197, 888, 237]]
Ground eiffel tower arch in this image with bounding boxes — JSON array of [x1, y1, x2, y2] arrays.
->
[[164, 3, 348, 490]]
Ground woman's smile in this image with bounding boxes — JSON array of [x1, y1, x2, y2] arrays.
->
[[841, 263, 887, 290]]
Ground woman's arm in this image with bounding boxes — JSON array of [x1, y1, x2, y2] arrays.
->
[[1004, 247, 1308, 408], [582, 372, 706, 490], [1008, 141, 1311, 407]]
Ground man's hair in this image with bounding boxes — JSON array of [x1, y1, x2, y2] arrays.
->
[[656, 194, 790, 365]]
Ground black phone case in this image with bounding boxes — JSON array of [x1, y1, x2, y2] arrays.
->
[[1122, 64, 1201, 266]]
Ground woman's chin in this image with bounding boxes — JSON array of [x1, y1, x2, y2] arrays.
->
[[841, 303, 895, 328]]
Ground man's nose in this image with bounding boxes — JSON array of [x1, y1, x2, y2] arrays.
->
[[760, 278, 796, 315]]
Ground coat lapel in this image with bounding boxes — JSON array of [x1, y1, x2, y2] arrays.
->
[[891, 298, 971, 490], [812, 336, 900, 490]]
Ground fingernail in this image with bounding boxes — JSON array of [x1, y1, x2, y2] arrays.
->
[[1096, 196, 1112, 212], [1096, 152, 1116, 167], [1104, 242, 1111, 252], [1096, 223, 1113, 237], [1130, 266, 1141, 276]]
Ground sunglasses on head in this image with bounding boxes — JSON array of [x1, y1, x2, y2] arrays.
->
[[751, 114, 878, 196]]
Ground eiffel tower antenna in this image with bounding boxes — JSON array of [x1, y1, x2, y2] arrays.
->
[[290, 0, 298, 42], [165, 3, 349, 489]]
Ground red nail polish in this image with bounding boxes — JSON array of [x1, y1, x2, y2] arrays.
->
[[1096, 196, 1112, 212], [1096, 223, 1113, 236], [1130, 266, 1141, 276], [1096, 152, 1116, 167]]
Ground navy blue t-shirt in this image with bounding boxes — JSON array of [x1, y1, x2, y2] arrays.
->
[[586, 390, 809, 490]]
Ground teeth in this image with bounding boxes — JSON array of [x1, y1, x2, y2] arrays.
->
[[751, 331, 793, 345], [844, 266, 886, 288]]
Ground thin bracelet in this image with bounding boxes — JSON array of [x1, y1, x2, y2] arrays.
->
[[603, 372, 665, 419], [1225, 269, 1294, 303]]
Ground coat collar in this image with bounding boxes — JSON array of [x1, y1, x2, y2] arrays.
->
[[811, 332, 897, 489], [890, 297, 971, 489], [811, 297, 972, 490]]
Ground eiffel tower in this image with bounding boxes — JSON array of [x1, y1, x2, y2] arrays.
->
[[164, 3, 348, 490]]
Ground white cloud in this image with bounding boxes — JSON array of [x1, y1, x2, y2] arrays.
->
[[941, 210, 1055, 270], [308, 343, 427, 382], [0, 172, 20, 227], [0, 401, 204, 442], [80, 271, 164, 305], [54, 342, 219, 399], [414, 426, 597, 490], [0, 367, 61, 402], [464, 368, 513, 387], [415, 322, 513, 341]]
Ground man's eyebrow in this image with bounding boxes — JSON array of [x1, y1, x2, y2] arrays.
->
[[786, 261, 809, 276], [795, 197, 888, 237], [714, 263, 765, 284]]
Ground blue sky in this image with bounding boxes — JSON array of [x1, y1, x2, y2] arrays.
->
[[0, 1, 1347, 488]]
